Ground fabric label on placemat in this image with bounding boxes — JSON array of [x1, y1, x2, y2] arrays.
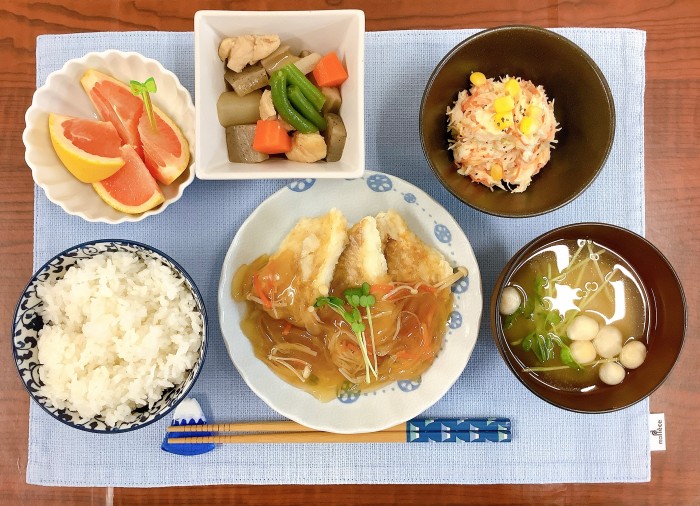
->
[[649, 413, 666, 451]]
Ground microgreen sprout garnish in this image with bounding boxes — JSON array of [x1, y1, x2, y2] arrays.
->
[[315, 282, 378, 383], [344, 283, 378, 374], [506, 242, 620, 374], [509, 274, 584, 370], [130, 77, 158, 130]]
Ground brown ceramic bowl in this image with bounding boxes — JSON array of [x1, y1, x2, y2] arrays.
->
[[420, 26, 615, 217], [490, 223, 686, 413]]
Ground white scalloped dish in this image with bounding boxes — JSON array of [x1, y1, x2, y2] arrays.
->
[[218, 172, 483, 433], [23, 50, 195, 223]]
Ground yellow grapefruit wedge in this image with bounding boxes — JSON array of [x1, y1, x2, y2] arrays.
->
[[93, 145, 165, 214], [48, 113, 125, 183]]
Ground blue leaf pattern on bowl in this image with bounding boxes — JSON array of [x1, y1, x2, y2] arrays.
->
[[448, 311, 463, 329], [434, 224, 452, 243], [366, 174, 392, 192], [287, 179, 315, 192], [397, 378, 422, 392], [337, 382, 361, 403], [451, 277, 469, 294]]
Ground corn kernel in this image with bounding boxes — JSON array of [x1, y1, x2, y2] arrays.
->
[[490, 163, 503, 181], [519, 116, 540, 135], [526, 104, 543, 118], [470, 72, 486, 86], [494, 112, 514, 130], [494, 96, 515, 113], [505, 78, 521, 97]]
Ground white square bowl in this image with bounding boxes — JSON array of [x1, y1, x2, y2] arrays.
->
[[194, 10, 365, 180]]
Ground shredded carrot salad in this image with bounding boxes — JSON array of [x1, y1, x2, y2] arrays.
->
[[446, 74, 558, 193]]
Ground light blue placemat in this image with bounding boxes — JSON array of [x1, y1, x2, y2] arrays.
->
[[28, 28, 648, 486]]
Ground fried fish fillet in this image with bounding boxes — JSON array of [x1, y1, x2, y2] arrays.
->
[[375, 210, 453, 285], [272, 208, 348, 309], [332, 216, 389, 290]]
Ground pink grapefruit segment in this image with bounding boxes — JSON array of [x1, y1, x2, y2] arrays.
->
[[93, 145, 164, 214], [80, 68, 190, 186], [48, 113, 125, 183], [138, 108, 190, 185], [80, 69, 145, 158]]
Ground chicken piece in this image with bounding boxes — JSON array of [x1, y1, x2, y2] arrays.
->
[[271, 208, 348, 312], [219, 35, 281, 73], [259, 89, 276, 120], [220, 35, 254, 72], [218, 37, 237, 61], [252, 35, 281, 62], [332, 216, 389, 290], [375, 210, 453, 285], [286, 132, 327, 163]]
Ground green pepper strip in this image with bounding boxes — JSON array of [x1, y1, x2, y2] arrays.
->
[[280, 63, 326, 111], [287, 85, 327, 131], [270, 70, 317, 133]]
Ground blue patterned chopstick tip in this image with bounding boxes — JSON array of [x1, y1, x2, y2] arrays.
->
[[409, 418, 511, 431], [406, 418, 512, 443]]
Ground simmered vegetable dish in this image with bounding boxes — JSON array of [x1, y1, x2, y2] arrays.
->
[[217, 34, 348, 164]]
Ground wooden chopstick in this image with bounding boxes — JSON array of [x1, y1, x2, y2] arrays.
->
[[170, 431, 410, 444], [167, 418, 511, 435], [165, 418, 512, 444], [167, 420, 404, 434], [166, 430, 510, 444]]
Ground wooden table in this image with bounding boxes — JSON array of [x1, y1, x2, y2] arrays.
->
[[2, 1, 698, 504]]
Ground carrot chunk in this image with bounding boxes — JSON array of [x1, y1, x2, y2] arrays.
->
[[312, 52, 348, 88], [252, 119, 292, 154]]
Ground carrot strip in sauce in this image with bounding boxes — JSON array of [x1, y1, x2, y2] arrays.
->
[[370, 283, 394, 297], [417, 284, 437, 294], [282, 321, 293, 336], [343, 341, 360, 354], [253, 273, 272, 309]]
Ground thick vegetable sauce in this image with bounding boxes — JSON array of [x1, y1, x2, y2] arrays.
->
[[232, 255, 454, 401]]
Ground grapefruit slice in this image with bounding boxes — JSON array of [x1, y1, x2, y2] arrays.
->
[[93, 144, 165, 214], [80, 69, 191, 185], [80, 69, 145, 158], [48, 113, 125, 183], [138, 109, 191, 185]]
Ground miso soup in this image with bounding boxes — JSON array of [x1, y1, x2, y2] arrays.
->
[[499, 238, 648, 392]]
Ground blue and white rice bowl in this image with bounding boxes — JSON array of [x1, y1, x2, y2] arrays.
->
[[12, 240, 207, 433]]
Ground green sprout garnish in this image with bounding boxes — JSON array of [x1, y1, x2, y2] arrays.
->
[[507, 242, 617, 373], [130, 77, 158, 131], [315, 282, 378, 383]]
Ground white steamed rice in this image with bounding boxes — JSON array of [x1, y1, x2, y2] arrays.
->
[[36, 251, 203, 427]]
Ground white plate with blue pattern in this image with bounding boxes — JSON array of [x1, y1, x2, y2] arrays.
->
[[218, 171, 482, 433]]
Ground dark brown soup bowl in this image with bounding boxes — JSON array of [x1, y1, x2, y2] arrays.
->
[[420, 25, 615, 217], [490, 223, 686, 413]]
